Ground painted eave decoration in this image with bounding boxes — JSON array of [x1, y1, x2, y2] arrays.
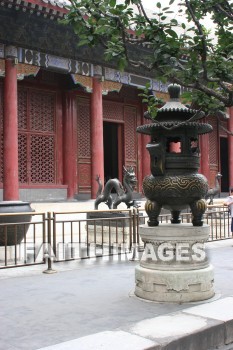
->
[[0, 59, 40, 79], [1, 0, 70, 19], [71, 74, 123, 94]]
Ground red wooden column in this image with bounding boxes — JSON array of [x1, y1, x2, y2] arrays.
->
[[3, 58, 19, 201], [228, 107, 233, 188], [63, 91, 77, 199], [199, 128, 210, 181], [91, 77, 104, 199]]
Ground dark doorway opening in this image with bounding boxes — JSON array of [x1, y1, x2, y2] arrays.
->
[[104, 122, 119, 183], [220, 137, 229, 192]]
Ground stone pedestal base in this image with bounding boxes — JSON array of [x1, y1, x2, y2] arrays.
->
[[135, 224, 215, 303], [86, 212, 144, 246], [135, 264, 214, 303]]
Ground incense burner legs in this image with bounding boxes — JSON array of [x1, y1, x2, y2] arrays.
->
[[143, 173, 209, 227], [145, 198, 207, 227]]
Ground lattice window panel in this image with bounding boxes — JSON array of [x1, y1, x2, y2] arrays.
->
[[208, 117, 218, 165], [78, 163, 91, 188], [18, 88, 28, 130], [30, 135, 55, 183], [103, 102, 124, 121], [30, 91, 55, 132], [124, 107, 137, 161], [18, 133, 27, 183], [77, 102, 91, 158]]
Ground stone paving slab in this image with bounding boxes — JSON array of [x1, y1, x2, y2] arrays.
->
[[37, 331, 159, 350]]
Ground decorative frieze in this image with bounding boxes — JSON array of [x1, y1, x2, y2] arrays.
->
[[71, 74, 122, 95], [17, 63, 40, 79], [46, 54, 70, 72], [93, 65, 103, 79], [104, 67, 129, 85], [0, 59, 4, 77], [5, 45, 18, 59], [102, 81, 122, 95], [71, 75, 92, 93], [0, 0, 68, 20], [2, 45, 169, 94], [0, 44, 4, 58], [129, 74, 151, 88], [0, 58, 40, 79]]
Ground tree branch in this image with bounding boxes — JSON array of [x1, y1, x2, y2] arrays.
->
[[185, 0, 209, 81]]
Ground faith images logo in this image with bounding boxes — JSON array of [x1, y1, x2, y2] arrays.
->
[[21, 241, 206, 264], [141, 242, 206, 262]]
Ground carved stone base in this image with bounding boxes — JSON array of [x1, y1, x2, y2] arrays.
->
[[135, 264, 214, 303], [135, 223, 215, 303]]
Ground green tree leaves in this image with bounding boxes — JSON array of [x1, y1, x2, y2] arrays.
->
[[64, 0, 233, 115]]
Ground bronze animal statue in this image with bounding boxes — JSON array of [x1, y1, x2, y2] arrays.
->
[[205, 172, 222, 205], [94, 166, 138, 209]]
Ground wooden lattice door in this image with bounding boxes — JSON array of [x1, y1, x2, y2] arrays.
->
[[76, 97, 91, 193]]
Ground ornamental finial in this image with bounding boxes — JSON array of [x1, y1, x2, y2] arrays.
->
[[168, 84, 181, 100]]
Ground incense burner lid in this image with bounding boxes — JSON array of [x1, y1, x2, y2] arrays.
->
[[137, 122, 213, 135], [140, 84, 210, 125]]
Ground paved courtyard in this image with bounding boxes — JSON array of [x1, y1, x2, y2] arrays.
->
[[0, 239, 233, 349]]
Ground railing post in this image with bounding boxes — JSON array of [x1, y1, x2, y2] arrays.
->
[[132, 208, 137, 244], [129, 208, 139, 261], [53, 212, 57, 258], [43, 212, 57, 274]]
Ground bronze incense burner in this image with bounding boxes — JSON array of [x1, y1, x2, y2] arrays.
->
[[137, 84, 213, 226]]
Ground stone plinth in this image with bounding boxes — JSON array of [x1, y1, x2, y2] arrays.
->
[[86, 212, 144, 246], [135, 224, 214, 303]]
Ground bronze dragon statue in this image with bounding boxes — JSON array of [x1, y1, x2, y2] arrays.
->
[[94, 166, 139, 210]]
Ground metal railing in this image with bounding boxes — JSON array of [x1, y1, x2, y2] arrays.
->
[[0, 205, 231, 269], [0, 212, 46, 268], [51, 209, 134, 262]]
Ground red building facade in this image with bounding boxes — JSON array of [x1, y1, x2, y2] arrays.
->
[[0, 0, 232, 201]]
